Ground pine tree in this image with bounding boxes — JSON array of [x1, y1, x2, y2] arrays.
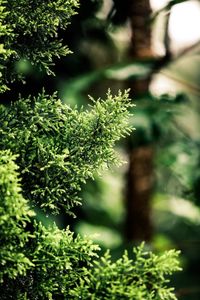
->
[[0, 1, 181, 299]]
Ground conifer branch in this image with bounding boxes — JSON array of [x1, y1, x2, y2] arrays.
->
[[0, 90, 133, 215]]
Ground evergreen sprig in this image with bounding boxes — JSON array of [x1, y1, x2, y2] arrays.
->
[[0, 0, 79, 91], [63, 243, 182, 300], [0, 150, 34, 283], [0, 150, 181, 299], [1, 222, 100, 299], [0, 89, 133, 215], [0, 1, 15, 92], [0, 151, 100, 298], [28, 223, 100, 299]]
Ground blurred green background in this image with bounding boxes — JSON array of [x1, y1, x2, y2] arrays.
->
[[3, 0, 200, 299]]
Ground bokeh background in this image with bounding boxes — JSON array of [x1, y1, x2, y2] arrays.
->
[[2, 0, 200, 298]]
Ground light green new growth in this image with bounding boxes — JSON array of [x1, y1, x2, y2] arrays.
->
[[0, 89, 132, 215], [0, 150, 34, 283], [0, 161, 181, 299], [0, 0, 79, 91], [0, 151, 101, 298], [0, 1, 15, 92], [72, 243, 181, 300]]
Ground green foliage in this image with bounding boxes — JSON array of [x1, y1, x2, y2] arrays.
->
[[0, 91, 181, 299], [0, 153, 100, 298], [30, 222, 100, 299], [0, 1, 15, 92], [0, 150, 34, 282], [0, 222, 100, 299], [0, 89, 132, 215], [0, 214, 181, 300], [0, 1, 182, 299], [0, 0, 79, 91], [70, 243, 181, 300]]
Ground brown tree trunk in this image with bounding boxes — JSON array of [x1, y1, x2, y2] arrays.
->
[[125, 0, 154, 242], [126, 146, 154, 241], [129, 0, 153, 59]]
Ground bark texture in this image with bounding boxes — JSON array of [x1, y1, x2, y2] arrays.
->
[[125, 0, 154, 242], [126, 146, 154, 241]]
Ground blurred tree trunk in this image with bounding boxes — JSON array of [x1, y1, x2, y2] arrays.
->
[[125, 0, 154, 242]]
